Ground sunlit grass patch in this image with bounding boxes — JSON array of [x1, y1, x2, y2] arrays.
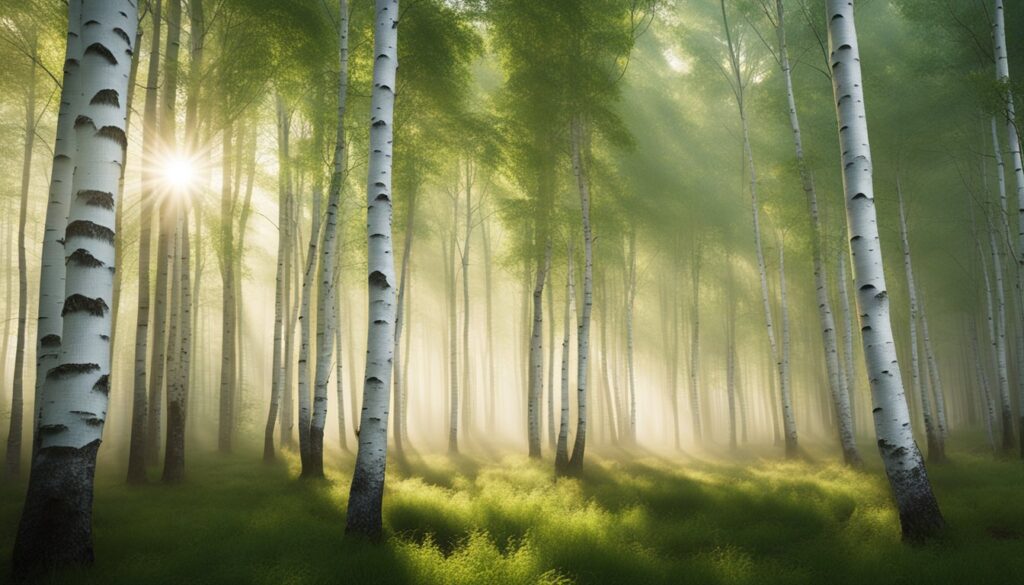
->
[[0, 446, 1022, 584]]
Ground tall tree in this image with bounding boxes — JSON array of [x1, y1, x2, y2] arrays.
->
[[346, 0, 400, 540], [897, 183, 944, 462], [827, 0, 943, 540], [309, 0, 351, 476], [13, 0, 139, 573], [4, 24, 38, 478]]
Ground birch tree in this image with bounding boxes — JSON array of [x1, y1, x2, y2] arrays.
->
[[309, 0, 350, 475], [567, 114, 593, 474], [13, 0, 138, 572], [897, 182, 943, 462], [346, 0, 399, 539], [4, 25, 37, 478], [827, 0, 943, 540], [992, 0, 1023, 455], [264, 98, 291, 460], [32, 2, 82, 467]]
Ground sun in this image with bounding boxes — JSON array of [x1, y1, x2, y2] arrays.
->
[[159, 153, 198, 192]]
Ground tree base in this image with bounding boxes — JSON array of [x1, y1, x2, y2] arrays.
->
[[12, 441, 101, 580]]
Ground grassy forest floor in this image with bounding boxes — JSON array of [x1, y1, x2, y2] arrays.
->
[[1, 440, 1023, 584]]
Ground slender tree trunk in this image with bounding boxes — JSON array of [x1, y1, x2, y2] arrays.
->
[[218, 122, 237, 453], [393, 187, 416, 455], [775, 0, 844, 458], [838, 250, 857, 436], [726, 254, 737, 451], [483, 217, 496, 431], [567, 115, 593, 474], [689, 244, 703, 444], [555, 242, 575, 472], [336, 286, 347, 452], [527, 241, 551, 458], [993, 0, 1024, 457], [827, 0, 944, 540], [282, 173, 302, 449], [346, 0, 400, 539], [265, 100, 290, 460], [778, 243, 794, 452], [163, 202, 191, 483], [13, 2, 138, 573], [296, 174, 322, 472], [311, 0, 351, 469], [161, 215, 183, 480], [5, 28, 38, 478], [599, 273, 619, 444], [461, 162, 474, 441], [625, 229, 638, 445], [447, 196, 459, 454], [125, 0, 157, 483], [897, 186, 944, 462], [547, 255, 556, 449]]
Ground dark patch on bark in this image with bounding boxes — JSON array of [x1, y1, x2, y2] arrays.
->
[[47, 363, 100, 381], [67, 249, 105, 269], [96, 125, 128, 149], [84, 43, 117, 65], [78, 189, 115, 209], [74, 115, 95, 130], [40, 334, 61, 348], [66, 220, 114, 244], [11, 441, 101, 579], [92, 375, 109, 395], [112, 28, 131, 47], [368, 270, 389, 287], [38, 424, 68, 435], [62, 294, 108, 317], [89, 89, 119, 107]]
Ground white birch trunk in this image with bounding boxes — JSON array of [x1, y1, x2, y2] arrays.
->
[[14, 1, 138, 572], [838, 250, 857, 435], [567, 114, 593, 473], [346, 0, 399, 539], [778, 243, 794, 452], [775, 0, 848, 458], [297, 181, 322, 471], [986, 210, 1014, 451], [34, 1, 82, 461], [898, 187, 943, 461], [264, 100, 290, 460], [528, 242, 551, 458], [827, 0, 943, 540], [447, 198, 459, 454], [461, 163, 474, 440], [555, 242, 574, 472], [217, 124, 236, 453], [993, 0, 1024, 454], [312, 0, 348, 466], [163, 203, 190, 483]]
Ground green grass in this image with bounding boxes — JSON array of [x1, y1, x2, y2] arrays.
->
[[1, 445, 1022, 584]]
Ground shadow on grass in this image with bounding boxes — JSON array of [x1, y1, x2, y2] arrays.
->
[[1, 444, 1022, 585]]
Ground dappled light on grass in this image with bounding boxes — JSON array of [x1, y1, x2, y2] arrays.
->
[[1, 447, 1022, 584]]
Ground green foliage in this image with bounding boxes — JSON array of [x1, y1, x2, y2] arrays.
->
[[1, 444, 1022, 584]]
